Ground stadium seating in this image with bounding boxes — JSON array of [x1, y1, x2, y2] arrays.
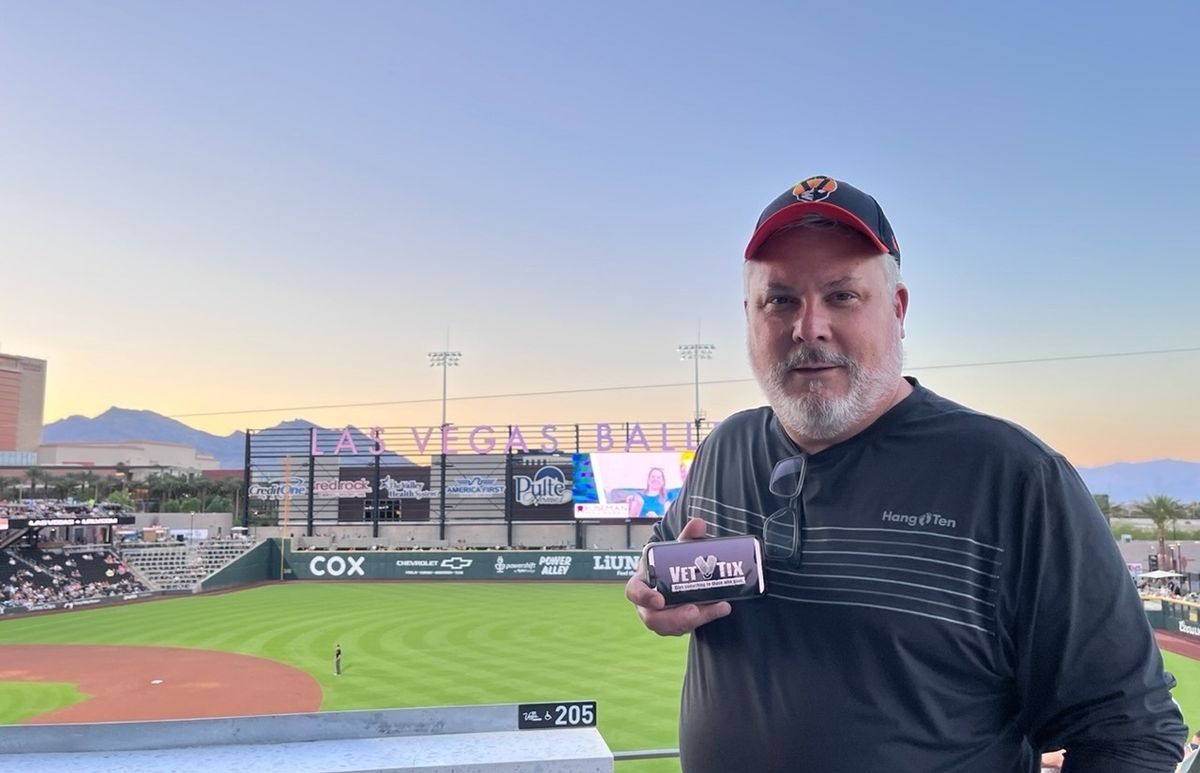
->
[[0, 547, 147, 610], [292, 535, 451, 551], [119, 539, 258, 591]]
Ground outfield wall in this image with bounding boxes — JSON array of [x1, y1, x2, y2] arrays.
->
[[0, 590, 173, 617], [1145, 597, 1200, 639], [201, 539, 281, 592], [282, 546, 640, 581]]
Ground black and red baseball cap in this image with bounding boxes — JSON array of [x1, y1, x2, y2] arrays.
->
[[745, 175, 900, 264]]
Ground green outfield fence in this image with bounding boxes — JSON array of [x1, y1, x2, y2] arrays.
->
[[1144, 595, 1200, 639], [199, 539, 641, 587]]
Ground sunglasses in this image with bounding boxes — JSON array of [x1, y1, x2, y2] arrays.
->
[[763, 455, 808, 564]]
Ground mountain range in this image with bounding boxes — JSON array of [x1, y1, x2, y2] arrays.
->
[[44, 408, 246, 468], [42, 408, 1200, 503]]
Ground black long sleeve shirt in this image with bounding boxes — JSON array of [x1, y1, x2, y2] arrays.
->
[[652, 380, 1185, 772]]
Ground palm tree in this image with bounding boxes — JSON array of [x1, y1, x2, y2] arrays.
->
[[50, 474, 74, 500], [77, 470, 99, 503], [1134, 495, 1188, 572], [1093, 494, 1127, 526], [144, 472, 179, 512], [25, 467, 42, 498], [113, 462, 131, 490]]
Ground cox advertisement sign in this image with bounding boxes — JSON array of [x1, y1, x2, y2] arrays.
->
[[289, 550, 639, 581]]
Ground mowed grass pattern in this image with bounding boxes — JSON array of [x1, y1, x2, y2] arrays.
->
[[1163, 651, 1200, 732], [0, 682, 87, 724], [3, 584, 1200, 772], [0, 583, 687, 772]]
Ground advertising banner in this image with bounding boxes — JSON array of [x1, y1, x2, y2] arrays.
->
[[286, 549, 640, 581], [1161, 600, 1200, 639], [0, 591, 166, 617], [5, 515, 135, 528], [335, 465, 433, 522], [509, 454, 574, 521], [442, 456, 506, 520]]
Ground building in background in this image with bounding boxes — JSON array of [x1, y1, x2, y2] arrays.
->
[[0, 352, 47, 466], [37, 440, 220, 473]]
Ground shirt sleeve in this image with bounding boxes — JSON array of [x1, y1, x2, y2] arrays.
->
[[1007, 455, 1186, 771]]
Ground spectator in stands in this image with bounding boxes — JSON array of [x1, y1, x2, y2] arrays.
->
[[625, 175, 1186, 771], [0, 547, 147, 610], [625, 467, 670, 519]]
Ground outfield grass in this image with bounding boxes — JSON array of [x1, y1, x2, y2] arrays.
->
[[2, 583, 1199, 772], [1163, 651, 1200, 732], [0, 582, 688, 771], [0, 681, 87, 724]]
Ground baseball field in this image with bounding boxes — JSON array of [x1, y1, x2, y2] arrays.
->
[[1, 582, 1198, 772]]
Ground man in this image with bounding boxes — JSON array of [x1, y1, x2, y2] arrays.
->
[[625, 176, 1186, 772], [334, 643, 342, 676]]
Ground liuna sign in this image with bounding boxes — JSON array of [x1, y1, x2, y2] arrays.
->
[[289, 550, 640, 581], [306, 423, 710, 456]]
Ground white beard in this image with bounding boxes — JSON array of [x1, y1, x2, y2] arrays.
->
[[753, 331, 904, 442]]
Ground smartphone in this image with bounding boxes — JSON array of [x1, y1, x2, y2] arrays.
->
[[642, 534, 766, 608]]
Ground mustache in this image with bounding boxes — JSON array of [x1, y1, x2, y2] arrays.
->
[[775, 345, 857, 372]]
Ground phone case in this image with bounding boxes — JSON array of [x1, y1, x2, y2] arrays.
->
[[643, 534, 766, 607]]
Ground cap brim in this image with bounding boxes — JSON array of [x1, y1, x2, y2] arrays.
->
[[744, 201, 891, 260]]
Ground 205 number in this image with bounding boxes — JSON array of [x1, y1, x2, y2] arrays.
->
[[554, 703, 595, 726]]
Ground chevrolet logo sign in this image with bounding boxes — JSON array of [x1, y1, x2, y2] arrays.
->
[[440, 557, 473, 570]]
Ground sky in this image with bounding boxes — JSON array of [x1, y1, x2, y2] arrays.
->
[[1, 1, 1197, 468]]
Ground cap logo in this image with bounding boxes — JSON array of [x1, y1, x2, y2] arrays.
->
[[792, 176, 838, 203]]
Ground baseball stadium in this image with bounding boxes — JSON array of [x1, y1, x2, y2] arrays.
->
[[2, 421, 1199, 771]]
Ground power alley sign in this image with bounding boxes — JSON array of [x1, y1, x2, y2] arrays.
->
[[289, 550, 639, 581]]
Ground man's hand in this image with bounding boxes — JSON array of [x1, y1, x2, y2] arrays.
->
[[625, 518, 733, 636], [1039, 750, 1064, 770]]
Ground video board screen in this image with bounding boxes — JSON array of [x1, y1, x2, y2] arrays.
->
[[572, 452, 693, 519]]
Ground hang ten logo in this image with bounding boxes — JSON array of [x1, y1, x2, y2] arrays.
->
[[881, 510, 957, 529]]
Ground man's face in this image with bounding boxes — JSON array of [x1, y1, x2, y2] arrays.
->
[[744, 226, 908, 445]]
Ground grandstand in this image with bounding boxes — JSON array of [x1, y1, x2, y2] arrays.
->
[[1, 545, 148, 611], [117, 539, 258, 591]]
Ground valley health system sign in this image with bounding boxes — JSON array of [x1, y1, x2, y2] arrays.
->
[[248, 474, 503, 501]]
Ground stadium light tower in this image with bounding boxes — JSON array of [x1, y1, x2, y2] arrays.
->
[[678, 328, 715, 435], [427, 337, 462, 430]]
